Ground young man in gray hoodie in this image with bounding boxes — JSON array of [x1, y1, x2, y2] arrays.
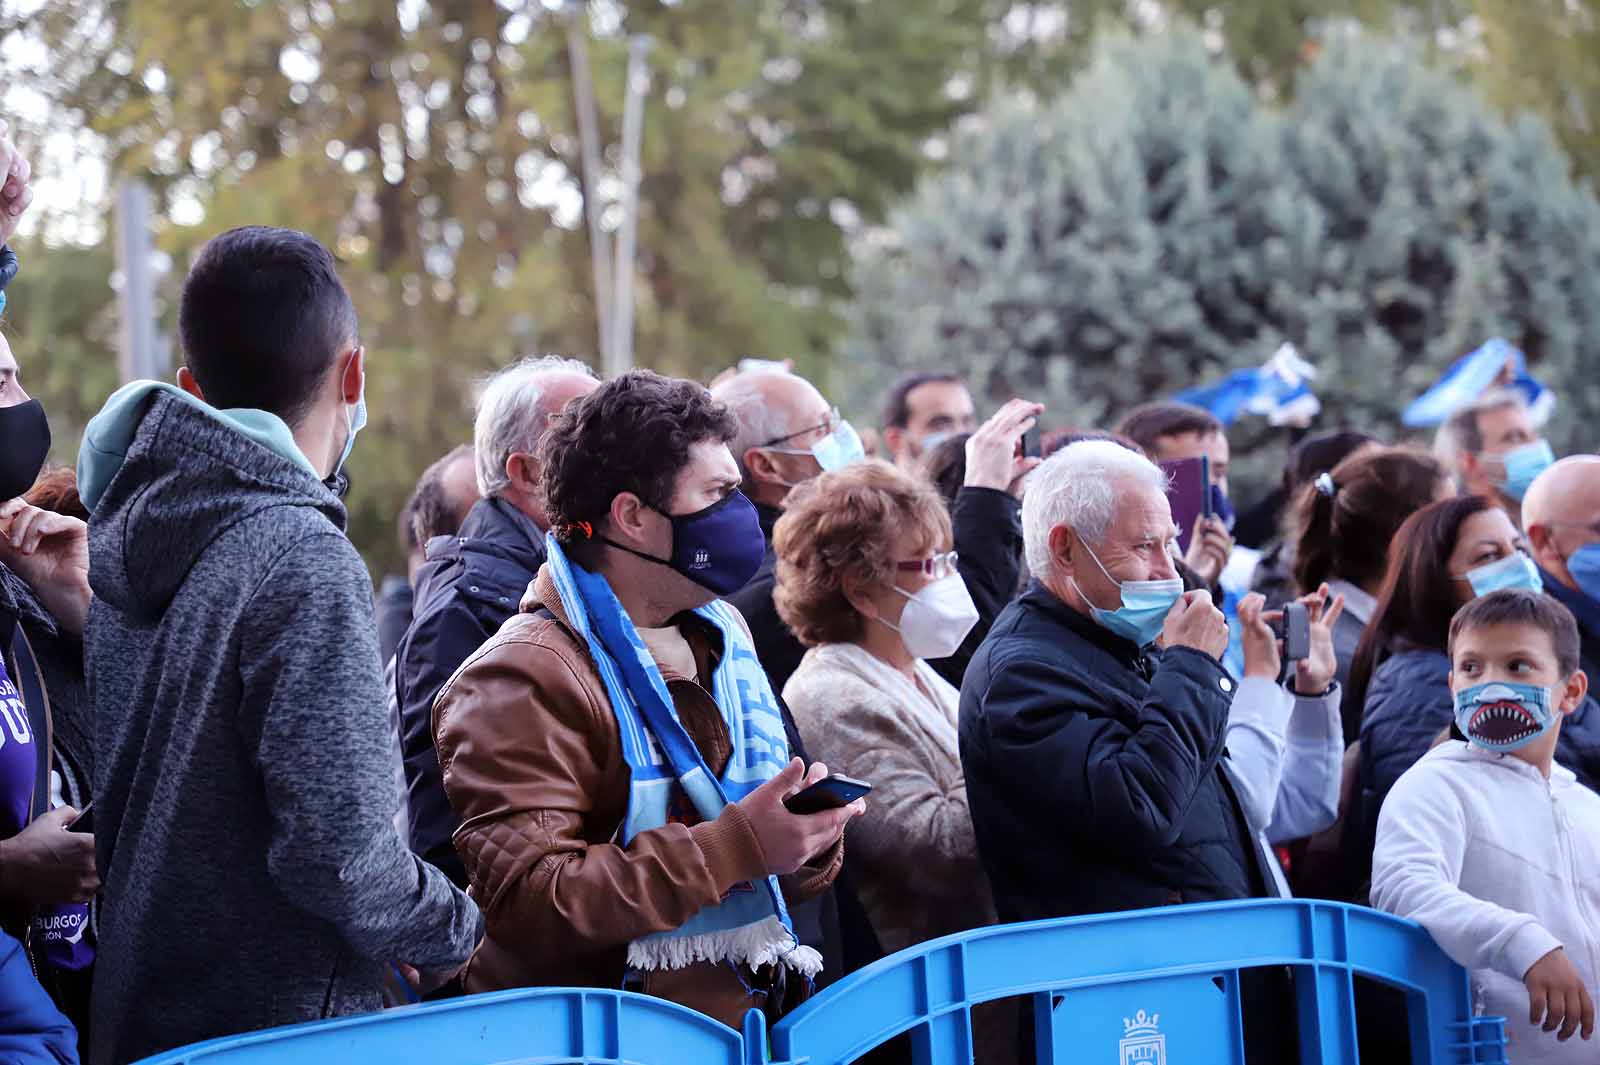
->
[[75, 226, 482, 1064]]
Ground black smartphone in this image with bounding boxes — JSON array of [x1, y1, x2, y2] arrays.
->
[[1271, 601, 1311, 661], [1021, 425, 1041, 460], [784, 774, 873, 816], [67, 802, 93, 834]]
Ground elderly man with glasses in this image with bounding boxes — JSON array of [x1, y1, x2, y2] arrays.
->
[[715, 368, 1041, 697]]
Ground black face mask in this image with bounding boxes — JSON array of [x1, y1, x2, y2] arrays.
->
[[0, 399, 50, 501]]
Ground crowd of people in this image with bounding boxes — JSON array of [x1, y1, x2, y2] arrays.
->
[[1, 133, 1599, 1065]]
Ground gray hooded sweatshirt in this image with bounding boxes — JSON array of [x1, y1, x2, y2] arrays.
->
[[81, 390, 481, 1064]]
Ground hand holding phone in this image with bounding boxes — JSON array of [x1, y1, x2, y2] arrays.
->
[[67, 802, 93, 834], [784, 774, 874, 815], [1269, 601, 1311, 662]]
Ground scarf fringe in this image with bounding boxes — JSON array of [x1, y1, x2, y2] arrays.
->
[[626, 916, 824, 977]]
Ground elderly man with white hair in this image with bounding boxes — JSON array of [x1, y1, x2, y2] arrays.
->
[[958, 440, 1346, 925], [394, 355, 598, 885]]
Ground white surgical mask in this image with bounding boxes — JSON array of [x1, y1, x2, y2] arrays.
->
[[876, 574, 980, 660]]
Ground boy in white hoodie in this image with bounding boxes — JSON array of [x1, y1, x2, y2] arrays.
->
[[1373, 588, 1598, 1063]]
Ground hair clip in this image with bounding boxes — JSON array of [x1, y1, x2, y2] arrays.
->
[[1313, 472, 1338, 498]]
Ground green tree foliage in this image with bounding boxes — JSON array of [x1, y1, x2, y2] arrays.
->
[[848, 29, 1600, 471], [14, 0, 1012, 575]]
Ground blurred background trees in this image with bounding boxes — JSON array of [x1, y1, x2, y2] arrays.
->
[[5, 0, 1600, 573]]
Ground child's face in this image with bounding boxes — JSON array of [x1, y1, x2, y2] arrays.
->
[[1450, 622, 1589, 764]]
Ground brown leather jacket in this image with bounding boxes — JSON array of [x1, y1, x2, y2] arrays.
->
[[432, 566, 842, 1027]]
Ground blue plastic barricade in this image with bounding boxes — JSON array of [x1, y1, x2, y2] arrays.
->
[[769, 899, 1507, 1064], [132, 985, 766, 1065], [134, 900, 1508, 1064]]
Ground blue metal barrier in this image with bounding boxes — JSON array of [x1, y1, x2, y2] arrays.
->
[[133, 900, 1507, 1064], [133, 985, 765, 1065], [769, 899, 1507, 1064]]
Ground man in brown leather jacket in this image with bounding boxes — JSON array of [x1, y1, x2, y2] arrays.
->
[[433, 370, 861, 1027]]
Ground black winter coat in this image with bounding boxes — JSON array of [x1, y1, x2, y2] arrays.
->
[[394, 496, 546, 885], [959, 582, 1271, 924]]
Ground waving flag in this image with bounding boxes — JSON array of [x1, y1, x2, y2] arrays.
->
[[1401, 337, 1554, 428], [1172, 344, 1321, 428]]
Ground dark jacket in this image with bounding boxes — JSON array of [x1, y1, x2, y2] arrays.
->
[[731, 489, 1023, 697], [0, 928, 77, 1065], [726, 503, 806, 699], [374, 575, 414, 666], [395, 496, 546, 885], [85, 393, 480, 1064], [931, 488, 1024, 689], [959, 582, 1270, 924], [1543, 565, 1600, 684], [1348, 647, 1600, 900]]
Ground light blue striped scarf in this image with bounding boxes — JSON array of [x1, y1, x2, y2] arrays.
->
[[544, 536, 821, 977]]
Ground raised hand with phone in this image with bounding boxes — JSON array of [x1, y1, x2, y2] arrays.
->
[[963, 398, 1043, 499]]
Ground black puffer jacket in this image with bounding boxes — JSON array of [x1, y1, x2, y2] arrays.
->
[[394, 496, 547, 885], [959, 582, 1271, 923]]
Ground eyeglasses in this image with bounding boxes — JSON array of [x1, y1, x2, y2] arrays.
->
[[896, 551, 960, 580], [762, 407, 841, 449]]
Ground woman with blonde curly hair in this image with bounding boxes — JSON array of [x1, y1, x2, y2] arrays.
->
[[774, 461, 997, 957]]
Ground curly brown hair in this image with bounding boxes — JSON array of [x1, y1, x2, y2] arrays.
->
[[773, 460, 953, 647], [542, 370, 738, 549]]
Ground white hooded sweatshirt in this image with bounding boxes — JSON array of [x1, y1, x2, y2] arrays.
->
[[1372, 741, 1600, 1065]]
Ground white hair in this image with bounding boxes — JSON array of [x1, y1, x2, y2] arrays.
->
[[473, 354, 597, 497], [1022, 440, 1167, 580], [711, 370, 817, 480]]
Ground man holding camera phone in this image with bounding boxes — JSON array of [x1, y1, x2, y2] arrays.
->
[[960, 441, 1345, 923]]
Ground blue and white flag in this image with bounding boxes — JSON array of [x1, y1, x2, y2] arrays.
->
[[1401, 337, 1554, 428], [1172, 344, 1320, 428]]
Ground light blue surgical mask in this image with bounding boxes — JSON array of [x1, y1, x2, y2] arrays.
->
[[1075, 541, 1184, 648], [1453, 680, 1556, 752], [1460, 551, 1543, 598], [1492, 439, 1555, 502], [1568, 543, 1600, 605], [333, 383, 367, 480], [768, 419, 865, 474]]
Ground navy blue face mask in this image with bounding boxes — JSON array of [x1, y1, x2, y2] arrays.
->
[[1209, 483, 1236, 532], [600, 490, 767, 597]]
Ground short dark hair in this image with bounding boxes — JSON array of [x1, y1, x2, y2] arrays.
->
[[1115, 402, 1224, 456], [397, 490, 421, 555], [179, 226, 358, 426], [1449, 589, 1581, 678], [881, 371, 964, 430], [1286, 430, 1378, 493], [410, 444, 476, 546], [1043, 427, 1145, 457], [918, 432, 971, 508], [543, 370, 739, 544]]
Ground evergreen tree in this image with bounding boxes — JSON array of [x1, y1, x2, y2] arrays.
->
[[1279, 33, 1600, 446], [845, 29, 1313, 428], [848, 28, 1600, 462]]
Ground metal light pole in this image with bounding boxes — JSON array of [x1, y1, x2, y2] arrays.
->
[[114, 180, 164, 383], [610, 35, 652, 376], [565, 10, 615, 371]]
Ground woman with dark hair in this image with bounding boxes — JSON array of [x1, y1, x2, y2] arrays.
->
[[1289, 447, 1450, 735], [1340, 495, 1600, 900], [1248, 430, 1379, 609]]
